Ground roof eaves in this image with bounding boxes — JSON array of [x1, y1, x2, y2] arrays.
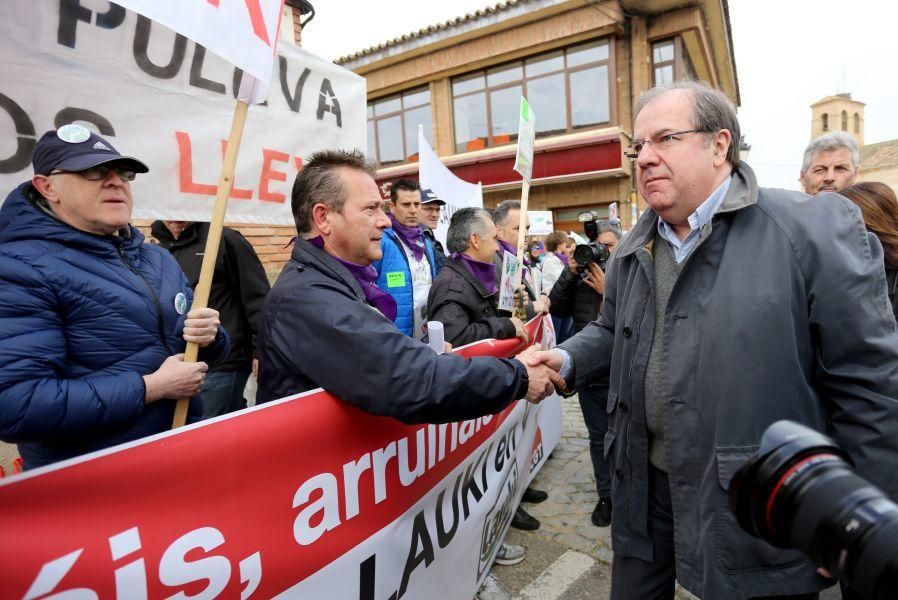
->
[[336, 0, 562, 66]]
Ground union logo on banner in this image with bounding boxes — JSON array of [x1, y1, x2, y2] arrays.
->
[[530, 426, 545, 473]]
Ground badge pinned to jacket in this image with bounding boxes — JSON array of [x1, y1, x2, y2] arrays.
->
[[174, 292, 188, 315]]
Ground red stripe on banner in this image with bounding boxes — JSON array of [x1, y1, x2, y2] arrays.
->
[[0, 316, 549, 598]]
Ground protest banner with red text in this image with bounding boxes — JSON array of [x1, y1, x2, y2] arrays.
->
[[0, 317, 562, 600], [0, 1, 365, 224]]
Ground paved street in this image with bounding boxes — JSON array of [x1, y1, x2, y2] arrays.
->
[[489, 396, 840, 600]]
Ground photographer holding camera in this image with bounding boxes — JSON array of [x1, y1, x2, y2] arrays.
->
[[549, 215, 621, 528]]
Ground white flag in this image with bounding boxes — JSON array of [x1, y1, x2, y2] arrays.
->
[[418, 126, 483, 248], [112, 0, 285, 104]]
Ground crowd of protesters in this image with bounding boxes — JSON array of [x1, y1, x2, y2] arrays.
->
[[2, 79, 898, 600]]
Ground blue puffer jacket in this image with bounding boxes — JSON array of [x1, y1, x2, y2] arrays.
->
[[0, 183, 229, 469], [372, 229, 439, 336]]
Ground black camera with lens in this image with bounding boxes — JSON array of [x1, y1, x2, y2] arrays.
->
[[574, 210, 613, 271], [728, 420, 898, 600], [573, 242, 611, 270]]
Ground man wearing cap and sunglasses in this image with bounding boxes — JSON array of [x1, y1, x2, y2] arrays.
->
[[0, 125, 229, 469]]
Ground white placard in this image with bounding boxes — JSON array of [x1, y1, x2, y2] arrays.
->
[[498, 250, 520, 312], [528, 210, 554, 236], [512, 96, 535, 184]]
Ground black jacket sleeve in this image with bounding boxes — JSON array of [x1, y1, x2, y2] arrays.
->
[[263, 278, 529, 424], [223, 229, 270, 357], [549, 267, 578, 318], [428, 277, 516, 347]]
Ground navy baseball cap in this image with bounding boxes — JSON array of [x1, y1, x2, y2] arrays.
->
[[421, 188, 445, 205], [32, 124, 149, 176]]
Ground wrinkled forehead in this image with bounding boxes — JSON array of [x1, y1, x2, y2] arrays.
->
[[809, 147, 856, 168]]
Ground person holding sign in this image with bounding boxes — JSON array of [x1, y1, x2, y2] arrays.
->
[[372, 179, 441, 339], [428, 208, 528, 347], [256, 150, 562, 420], [492, 200, 549, 319], [0, 126, 228, 469]]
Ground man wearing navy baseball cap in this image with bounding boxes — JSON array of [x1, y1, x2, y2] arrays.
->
[[0, 125, 230, 469], [420, 187, 447, 266]]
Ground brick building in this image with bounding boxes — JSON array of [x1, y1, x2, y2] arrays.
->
[[338, 0, 740, 233], [137, 0, 739, 278]]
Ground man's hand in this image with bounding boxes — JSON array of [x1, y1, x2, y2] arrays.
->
[[252, 357, 259, 380], [143, 354, 209, 403], [534, 294, 551, 314], [582, 262, 606, 295], [510, 316, 529, 343], [525, 348, 564, 372], [444, 341, 453, 353], [182, 307, 221, 347], [567, 255, 580, 274], [517, 345, 565, 402]]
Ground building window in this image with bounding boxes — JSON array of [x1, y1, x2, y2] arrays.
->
[[367, 87, 433, 166], [841, 110, 848, 131], [451, 39, 613, 153], [651, 38, 695, 86], [854, 112, 860, 134], [822, 113, 828, 132]]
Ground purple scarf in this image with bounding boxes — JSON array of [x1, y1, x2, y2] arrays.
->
[[388, 213, 425, 261], [308, 236, 397, 321], [554, 251, 568, 264], [497, 238, 530, 267], [452, 253, 498, 295]]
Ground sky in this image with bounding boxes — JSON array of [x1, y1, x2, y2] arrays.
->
[[300, 0, 898, 191]]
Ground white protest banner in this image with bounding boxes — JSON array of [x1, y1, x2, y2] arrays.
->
[[418, 126, 483, 248], [111, 0, 285, 104], [609, 201, 619, 221], [528, 210, 554, 236], [0, 1, 366, 224], [512, 96, 535, 185], [0, 319, 562, 600]]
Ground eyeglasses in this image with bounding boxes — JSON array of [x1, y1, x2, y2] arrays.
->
[[50, 165, 137, 182], [624, 130, 712, 159]]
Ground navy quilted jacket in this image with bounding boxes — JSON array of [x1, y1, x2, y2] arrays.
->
[[0, 183, 228, 468]]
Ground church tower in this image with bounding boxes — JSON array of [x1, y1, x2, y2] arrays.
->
[[810, 93, 865, 144]]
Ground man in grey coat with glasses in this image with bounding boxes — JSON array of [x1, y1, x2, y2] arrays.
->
[[527, 81, 898, 600]]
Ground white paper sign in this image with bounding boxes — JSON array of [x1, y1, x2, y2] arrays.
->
[[528, 211, 554, 236], [512, 96, 535, 184], [498, 250, 520, 312]]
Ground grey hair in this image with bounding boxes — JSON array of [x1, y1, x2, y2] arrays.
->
[[634, 80, 741, 166], [492, 200, 521, 227], [596, 219, 623, 240], [291, 149, 376, 235], [447, 208, 493, 254], [801, 131, 859, 172]]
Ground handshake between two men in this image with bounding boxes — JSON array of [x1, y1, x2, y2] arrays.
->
[[516, 345, 566, 404]]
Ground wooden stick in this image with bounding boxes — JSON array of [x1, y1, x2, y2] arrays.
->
[[515, 180, 531, 283], [513, 180, 531, 319], [172, 100, 250, 429]]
